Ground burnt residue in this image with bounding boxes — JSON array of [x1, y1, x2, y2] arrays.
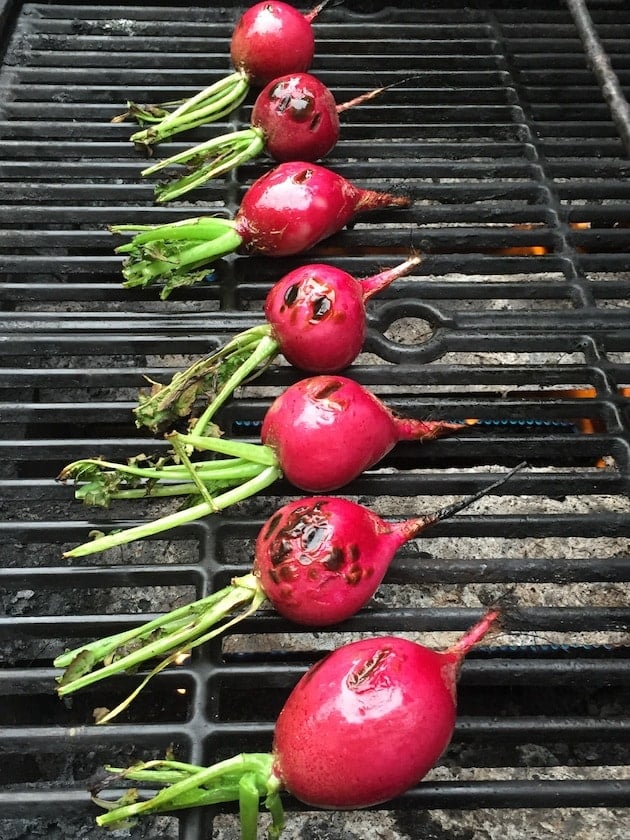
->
[[313, 379, 343, 400]]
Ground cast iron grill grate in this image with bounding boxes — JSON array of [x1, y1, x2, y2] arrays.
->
[[0, 1, 629, 838]]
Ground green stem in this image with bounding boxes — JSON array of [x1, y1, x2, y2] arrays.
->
[[134, 324, 276, 432], [95, 753, 278, 839], [59, 455, 257, 484], [196, 332, 279, 426], [128, 71, 250, 147], [110, 217, 243, 298], [144, 129, 266, 203], [54, 576, 257, 670], [113, 217, 234, 250], [55, 572, 266, 702], [63, 463, 281, 558], [172, 432, 278, 466]]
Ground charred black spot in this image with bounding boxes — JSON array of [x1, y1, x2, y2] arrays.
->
[[314, 379, 342, 400], [309, 111, 322, 132], [263, 512, 283, 541], [289, 93, 315, 121], [323, 546, 345, 571], [279, 564, 297, 582], [268, 568, 280, 585], [283, 283, 300, 306], [347, 648, 392, 689], [275, 92, 292, 113], [349, 543, 361, 561], [345, 564, 363, 585], [269, 538, 292, 567], [311, 295, 332, 320], [293, 168, 313, 184]]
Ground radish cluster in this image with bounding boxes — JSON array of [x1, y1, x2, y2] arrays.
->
[[56, 5, 531, 837], [116, 1, 325, 148], [59, 374, 472, 558], [134, 255, 422, 432], [54, 465, 522, 721]]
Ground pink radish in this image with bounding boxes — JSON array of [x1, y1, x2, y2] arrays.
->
[[111, 161, 411, 299], [59, 374, 473, 558], [259, 374, 464, 492], [135, 255, 421, 432], [92, 610, 501, 835], [142, 72, 407, 202], [54, 466, 522, 722], [116, 1, 327, 149]]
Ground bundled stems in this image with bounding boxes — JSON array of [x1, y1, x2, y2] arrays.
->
[[135, 326, 279, 432], [54, 572, 267, 724], [110, 216, 244, 299], [93, 754, 283, 838], [113, 71, 251, 150], [145, 130, 267, 203]]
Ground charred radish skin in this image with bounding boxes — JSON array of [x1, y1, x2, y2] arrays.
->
[[54, 465, 523, 724]]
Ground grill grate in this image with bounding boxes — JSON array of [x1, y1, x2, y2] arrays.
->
[[1, 1, 630, 838]]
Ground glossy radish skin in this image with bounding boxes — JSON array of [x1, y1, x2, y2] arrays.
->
[[252, 73, 340, 161], [142, 72, 400, 203], [254, 463, 522, 626], [272, 612, 499, 808], [113, 162, 411, 298], [93, 611, 500, 833], [260, 374, 464, 492], [230, 2, 317, 87], [263, 258, 417, 371], [234, 161, 411, 257], [255, 496, 423, 625]]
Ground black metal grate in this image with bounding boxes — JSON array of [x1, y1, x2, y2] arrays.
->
[[1, 1, 629, 838]]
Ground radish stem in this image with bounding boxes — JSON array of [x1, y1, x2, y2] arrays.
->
[[55, 572, 266, 705], [121, 71, 250, 148], [135, 328, 280, 433], [145, 129, 266, 204], [95, 754, 281, 840], [62, 463, 281, 558], [110, 218, 243, 299]]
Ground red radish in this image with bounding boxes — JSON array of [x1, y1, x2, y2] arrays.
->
[[134, 255, 422, 432], [260, 374, 464, 492], [59, 375, 472, 558], [92, 610, 501, 835], [231, 1, 318, 86], [116, 1, 327, 149], [111, 161, 412, 299], [142, 72, 405, 203], [54, 465, 522, 717]]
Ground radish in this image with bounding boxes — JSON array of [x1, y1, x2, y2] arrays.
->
[[92, 609, 501, 836], [135, 255, 422, 433], [111, 161, 412, 299], [115, 1, 327, 149], [141, 73, 409, 202], [58, 375, 472, 558], [54, 465, 523, 723]]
